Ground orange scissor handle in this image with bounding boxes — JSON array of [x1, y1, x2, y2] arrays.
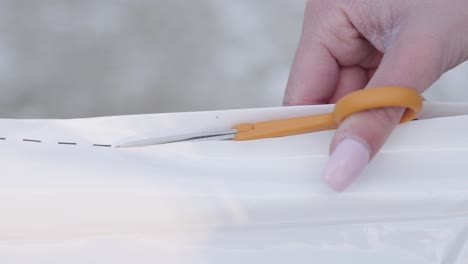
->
[[233, 86, 422, 141]]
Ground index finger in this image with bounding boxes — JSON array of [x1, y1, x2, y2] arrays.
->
[[283, 6, 339, 105]]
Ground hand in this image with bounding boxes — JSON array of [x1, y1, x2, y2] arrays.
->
[[284, 0, 468, 191]]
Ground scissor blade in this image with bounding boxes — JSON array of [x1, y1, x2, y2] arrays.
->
[[115, 129, 237, 148]]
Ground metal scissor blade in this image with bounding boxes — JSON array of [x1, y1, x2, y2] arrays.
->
[[115, 129, 237, 148]]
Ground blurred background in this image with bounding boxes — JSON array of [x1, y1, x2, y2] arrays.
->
[[0, 0, 466, 118]]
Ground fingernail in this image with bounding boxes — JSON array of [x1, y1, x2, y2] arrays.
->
[[322, 138, 370, 192]]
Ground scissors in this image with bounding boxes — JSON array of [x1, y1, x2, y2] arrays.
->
[[116, 86, 422, 148]]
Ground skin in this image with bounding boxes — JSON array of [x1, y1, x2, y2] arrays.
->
[[284, 0, 468, 191]]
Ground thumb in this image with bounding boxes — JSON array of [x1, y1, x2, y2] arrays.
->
[[323, 29, 445, 191]]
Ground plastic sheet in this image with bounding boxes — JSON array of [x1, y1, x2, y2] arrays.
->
[[1, 102, 468, 264]]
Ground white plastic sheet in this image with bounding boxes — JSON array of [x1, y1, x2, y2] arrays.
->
[[1, 102, 468, 264]]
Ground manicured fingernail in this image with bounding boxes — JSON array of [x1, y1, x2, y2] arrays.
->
[[322, 138, 370, 192]]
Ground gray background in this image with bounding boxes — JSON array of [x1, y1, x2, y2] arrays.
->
[[0, 0, 466, 118]]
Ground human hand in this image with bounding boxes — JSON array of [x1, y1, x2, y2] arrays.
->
[[284, 0, 468, 191]]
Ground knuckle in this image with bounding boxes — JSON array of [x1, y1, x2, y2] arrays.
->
[[334, 107, 404, 156], [367, 107, 403, 127]]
